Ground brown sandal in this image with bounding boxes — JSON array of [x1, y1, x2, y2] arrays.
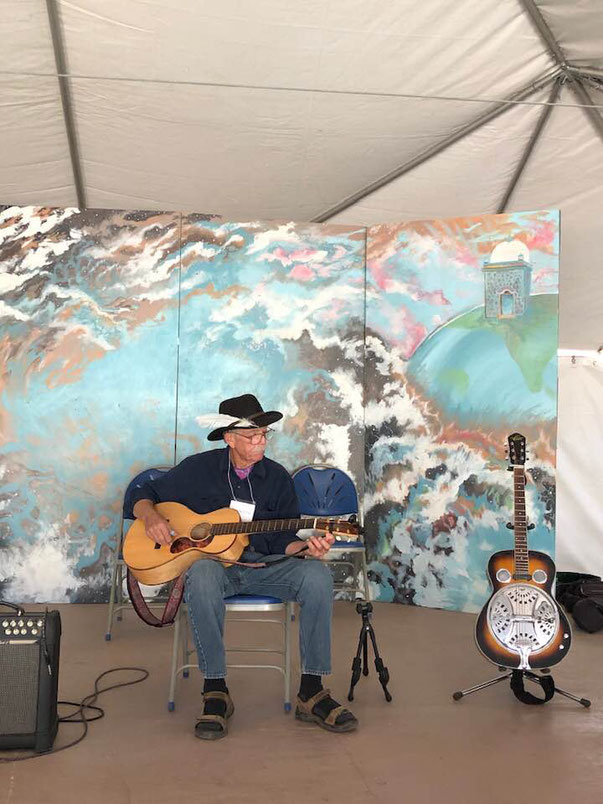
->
[[295, 688, 358, 733], [195, 691, 235, 741]]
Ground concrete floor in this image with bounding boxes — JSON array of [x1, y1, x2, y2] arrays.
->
[[1, 601, 602, 804]]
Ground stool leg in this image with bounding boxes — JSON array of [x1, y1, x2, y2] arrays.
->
[[168, 610, 182, 711], [353, 552, 363, 600], [284, 603, 292, 712], [361, 550, 370, 602], [116, 562, 124, 621], [105, 553, 120, 640], [182, 608, 190, 678]]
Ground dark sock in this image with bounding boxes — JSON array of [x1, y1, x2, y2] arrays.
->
[[204, 678, 228, 693], [299, 674, 338, 718], [299, 673, 323, 700], [298, 674, 355, 725], [203, 678, 229, 719]]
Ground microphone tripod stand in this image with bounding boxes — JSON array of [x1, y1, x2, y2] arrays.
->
[[348, 602, 393, 702]]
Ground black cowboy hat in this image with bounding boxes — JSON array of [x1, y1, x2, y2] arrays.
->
[[206, 394, 283, 441]]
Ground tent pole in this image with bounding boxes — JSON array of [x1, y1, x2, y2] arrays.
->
[[567, 77, 603, 146], [567, 65, 603, 81], [497, 78, 563, 213], [312, 70, 560, 223], [45, 0, 86, 209], [518, 0, 567, 67]]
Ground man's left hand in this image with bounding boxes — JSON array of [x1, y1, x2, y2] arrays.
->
[[304, 532, 335, 558]]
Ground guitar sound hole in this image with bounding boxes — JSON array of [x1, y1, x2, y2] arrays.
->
[[190, 523, 214, 547]]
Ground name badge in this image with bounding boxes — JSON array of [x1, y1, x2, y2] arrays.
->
[[230, 499, 256, 522]]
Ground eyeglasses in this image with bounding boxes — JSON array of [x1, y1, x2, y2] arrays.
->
[[231, 428, 274, 444]]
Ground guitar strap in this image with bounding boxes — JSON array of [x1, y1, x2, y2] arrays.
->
[[510, 670, 555, 705], [126, 569, 185, 627]]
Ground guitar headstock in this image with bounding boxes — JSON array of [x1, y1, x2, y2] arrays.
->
[[506, 432, 527, 468], [315, 518, 361, 540]]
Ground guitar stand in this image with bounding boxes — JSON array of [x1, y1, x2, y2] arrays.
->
[[453, 668, 591, 707], [348, 602, 393, 703]]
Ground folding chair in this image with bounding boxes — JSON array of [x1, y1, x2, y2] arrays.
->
[[168, 595, 294, 712], [292, 464, 369, 600], [104, 466, 171, 640]]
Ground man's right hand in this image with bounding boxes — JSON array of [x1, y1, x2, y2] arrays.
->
[[133, 499, 174, 545], [143, 510, 173, 545]]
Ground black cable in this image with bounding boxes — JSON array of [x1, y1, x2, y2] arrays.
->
[[0, 666, 149, 762]]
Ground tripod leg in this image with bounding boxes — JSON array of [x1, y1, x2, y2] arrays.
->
[[348, 627, 367, 702], [552, 687, 591, 708], [367, 624, 393, 702], [362, 625, 369, 676], [521, 671, 591, 707], [452, 673, 512, 700]]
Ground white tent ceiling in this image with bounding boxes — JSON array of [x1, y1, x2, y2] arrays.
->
[[0, 0, 602, 346]]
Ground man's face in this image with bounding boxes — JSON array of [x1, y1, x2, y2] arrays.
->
[[224, 428, 270, 467]]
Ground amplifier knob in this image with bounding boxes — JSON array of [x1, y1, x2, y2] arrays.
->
[[10, 620, 16, 627], [20, 628, 27, 635], [1, 620, 7, 627], [31, 628, 38, 635], [17, 620, 23, 626], [27, 620, 33, 627], [4, 629, 11, 635], [36, 620, 43, 627]]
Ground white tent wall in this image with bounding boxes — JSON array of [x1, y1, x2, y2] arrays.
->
[[0, 75, 73, 206], [1, 0, 602, 579], [556, 355, 603, 578]]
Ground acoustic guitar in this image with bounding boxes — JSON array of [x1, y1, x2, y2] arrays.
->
[[123, 502, 361, 585], [474, 433, 571, 670]]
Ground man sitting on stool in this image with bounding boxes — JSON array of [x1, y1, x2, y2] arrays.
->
[[131, 393, 358, 739]]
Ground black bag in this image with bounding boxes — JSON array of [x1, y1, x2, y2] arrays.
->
[[555, 572, 603, 633]]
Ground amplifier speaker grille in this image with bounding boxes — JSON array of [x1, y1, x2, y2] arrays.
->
[[0, 641, 40, 734]]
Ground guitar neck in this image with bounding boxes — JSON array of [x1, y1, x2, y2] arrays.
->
[[513, 466, 529, 578], [211, 517, 319, 536]]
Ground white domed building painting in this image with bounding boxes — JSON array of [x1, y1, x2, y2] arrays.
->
[[483, 239, 532, 319]]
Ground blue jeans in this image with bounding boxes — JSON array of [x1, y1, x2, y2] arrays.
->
[[184, 550, 333, 679]]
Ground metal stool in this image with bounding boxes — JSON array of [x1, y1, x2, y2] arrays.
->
[[168, 594, 294, 712]]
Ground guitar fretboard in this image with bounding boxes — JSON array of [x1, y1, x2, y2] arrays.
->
[[210, 518, 319, 536], [513, 467, 529, 576]]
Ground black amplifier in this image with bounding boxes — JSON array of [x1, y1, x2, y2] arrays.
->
[[0, 602, 61, 753]]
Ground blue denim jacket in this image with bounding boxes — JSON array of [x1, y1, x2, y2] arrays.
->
[[130, 447, 302, 555]]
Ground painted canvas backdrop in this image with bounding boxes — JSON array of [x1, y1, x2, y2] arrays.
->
[[0, 206, 365, 603], [364, 211, 559, 611], [0, 206, 181, 602], [0, 204, 559, 610]]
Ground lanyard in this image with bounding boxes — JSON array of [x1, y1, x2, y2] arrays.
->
[[227, 459, 256, 505]]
